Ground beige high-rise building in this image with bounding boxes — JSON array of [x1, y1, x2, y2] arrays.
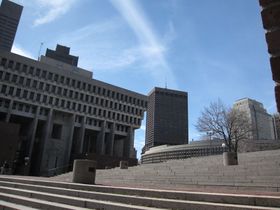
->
[[233, 98, 276, 140]]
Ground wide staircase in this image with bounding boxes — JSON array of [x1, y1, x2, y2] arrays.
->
[[0, 149, 279, 209]]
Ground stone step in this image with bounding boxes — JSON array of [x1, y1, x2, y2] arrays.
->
[[0, 200, 38, 210], [1, 176, 280, 209], [0, 186, 167, 210], [0, 192, 90, 210]]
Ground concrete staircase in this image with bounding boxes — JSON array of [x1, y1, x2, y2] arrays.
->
[[86, 149, 280, 192], [0, 176, 280, 209]]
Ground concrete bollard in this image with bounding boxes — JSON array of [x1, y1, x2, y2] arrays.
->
[[223, 152, 238, 166], [119, 161, 128, 169], [72, 159, 97, 184]]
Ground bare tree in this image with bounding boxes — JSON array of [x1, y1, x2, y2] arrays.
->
[[196, 100, 252, 152]]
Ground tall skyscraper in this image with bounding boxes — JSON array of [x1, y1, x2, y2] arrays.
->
[[233, 98, 276, 140], [0, 0, 23, 52], [144, 87, 188, 151]]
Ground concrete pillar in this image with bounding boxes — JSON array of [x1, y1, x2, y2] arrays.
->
[[78, 116, 86, 154], [124, 126, 134, 158], [64, 114, 75, 165], [39, 108, 53, 175], [5, 99, 13, 122], [108, 123, 115, 156], [72, 159, 97, 184], [97, 121, 105, 155], [27, 106, 40, 157]]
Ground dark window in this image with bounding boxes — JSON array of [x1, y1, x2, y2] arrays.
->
[[48, 72, 53, 80], [29, 92, 34, 100], [19, 76, 24, 85], [36, 93, 41, 102], [51, 124, 62, 139], [60, 76, 64, 83], [23, 90, 28, 98], [54, 74, 58, 82], [32, 80, 37, 88], [15, 62, 21, 70], [43, 95, 47, 103], [8, 86, 14, 95], [57, 87, 62, 95], [16, 88, 21, 97], [45, 84, 50, 92], [22, 65, 27, 73], [8, 60, 14, 68], [66, 78, 70, 85], [35, 68, 41, 76], [42, 70, 47, 79], [1, 58, 7, 66], [29, 67, 34, 75], [26, 79, 31, 87], [12, 75, 17, 83], [4, 73, 10, 81], [39, 82, 44, 90]]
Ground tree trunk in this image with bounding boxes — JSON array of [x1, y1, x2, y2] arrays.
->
[[223, 152, 238, 166]]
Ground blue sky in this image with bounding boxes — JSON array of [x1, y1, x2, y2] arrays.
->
[[7, 0, 275, 158]]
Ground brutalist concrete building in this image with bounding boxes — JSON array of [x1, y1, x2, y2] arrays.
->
[[144, 87, 188, 152], [0, 0, 22, 51], [0, 1, 147, 176]]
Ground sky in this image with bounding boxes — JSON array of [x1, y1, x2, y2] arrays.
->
[[5, 0, 276, 158]]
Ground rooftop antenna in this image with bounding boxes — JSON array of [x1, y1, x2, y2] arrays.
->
[[38, 42, 44, 61]]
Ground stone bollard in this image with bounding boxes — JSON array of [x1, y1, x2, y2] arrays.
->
[[223, 152, 238, 166], [72, 159, 97, 184], [119, 161, 128, 169]]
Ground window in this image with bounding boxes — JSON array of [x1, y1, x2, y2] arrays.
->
[[12, 75, 17, 83], [35, 68, 41, 76], [51, 124, 62, 139], [39, 82, 44, 90], [36, 93, 41, 102], [29, 92, 34, 100], [4, 73, 10, 81], [23, 90, 28, 98], [54, 74, 58, 82], [29, 67, 34, 75], [45, 84, 50, 92], [49, 96, 53, 105], [16, 88, 21, 97], [26, 78, 31, 87], [32, 80, 37, 88], [60, 76, 64, 83], [15, 62, 21, 70], [43, 95, 47, 103], [66, 78, 70, 85], [42, 70, 47, 79], [8, 60, 14, 68], [1, 85, 7, 94], [8, 86, 14, 95], [63, 89, 67, 96], [0, 71, 3, 79], [57, 87, 62, 95], [22, 65, 27, 73], [1, 58, 7, 66], [48, 72, 53, 80], [19, 76, 24, 85]]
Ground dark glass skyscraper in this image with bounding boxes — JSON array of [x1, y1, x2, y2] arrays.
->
[[145, 87, 188, 151], [0, 0, 23, 52]]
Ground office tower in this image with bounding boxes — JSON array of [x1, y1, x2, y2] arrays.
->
[[0, 0, 23, 51], [144, 87, 188, 151], [233, 98, 276, 140]]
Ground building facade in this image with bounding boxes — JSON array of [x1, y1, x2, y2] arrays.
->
[[233, 98, 276, 140], [144, 87, 188, 152], [0, 0, 22, 51], [259, 0, 280, 112], [0, 47, 147, 176]]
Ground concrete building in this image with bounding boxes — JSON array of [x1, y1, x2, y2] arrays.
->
[[259, 1, 280, 112], [0, 0, 22, 51], [233, 98, 276, 140], [0, 46, 147, 176], [144, 87, 188, 152]]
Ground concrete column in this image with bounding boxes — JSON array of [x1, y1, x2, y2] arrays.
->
[[39, 108, 53, 175], [64, 114, 75, 165], [108, 123, 115, 156], [123, 126, 133, 158], [5, 99, 13, 122], [78, 115, 86, 154], [97, 121, 106, 155], [27, 106, 40, 157]]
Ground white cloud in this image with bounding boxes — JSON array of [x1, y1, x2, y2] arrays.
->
[[11, 45, 34, 59], [33, 0, 77, 26], [110, 0, 178, 88]]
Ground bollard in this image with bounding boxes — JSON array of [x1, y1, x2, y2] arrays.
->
[[119, 160, 128, 169], [72, 159, 97, 184]]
